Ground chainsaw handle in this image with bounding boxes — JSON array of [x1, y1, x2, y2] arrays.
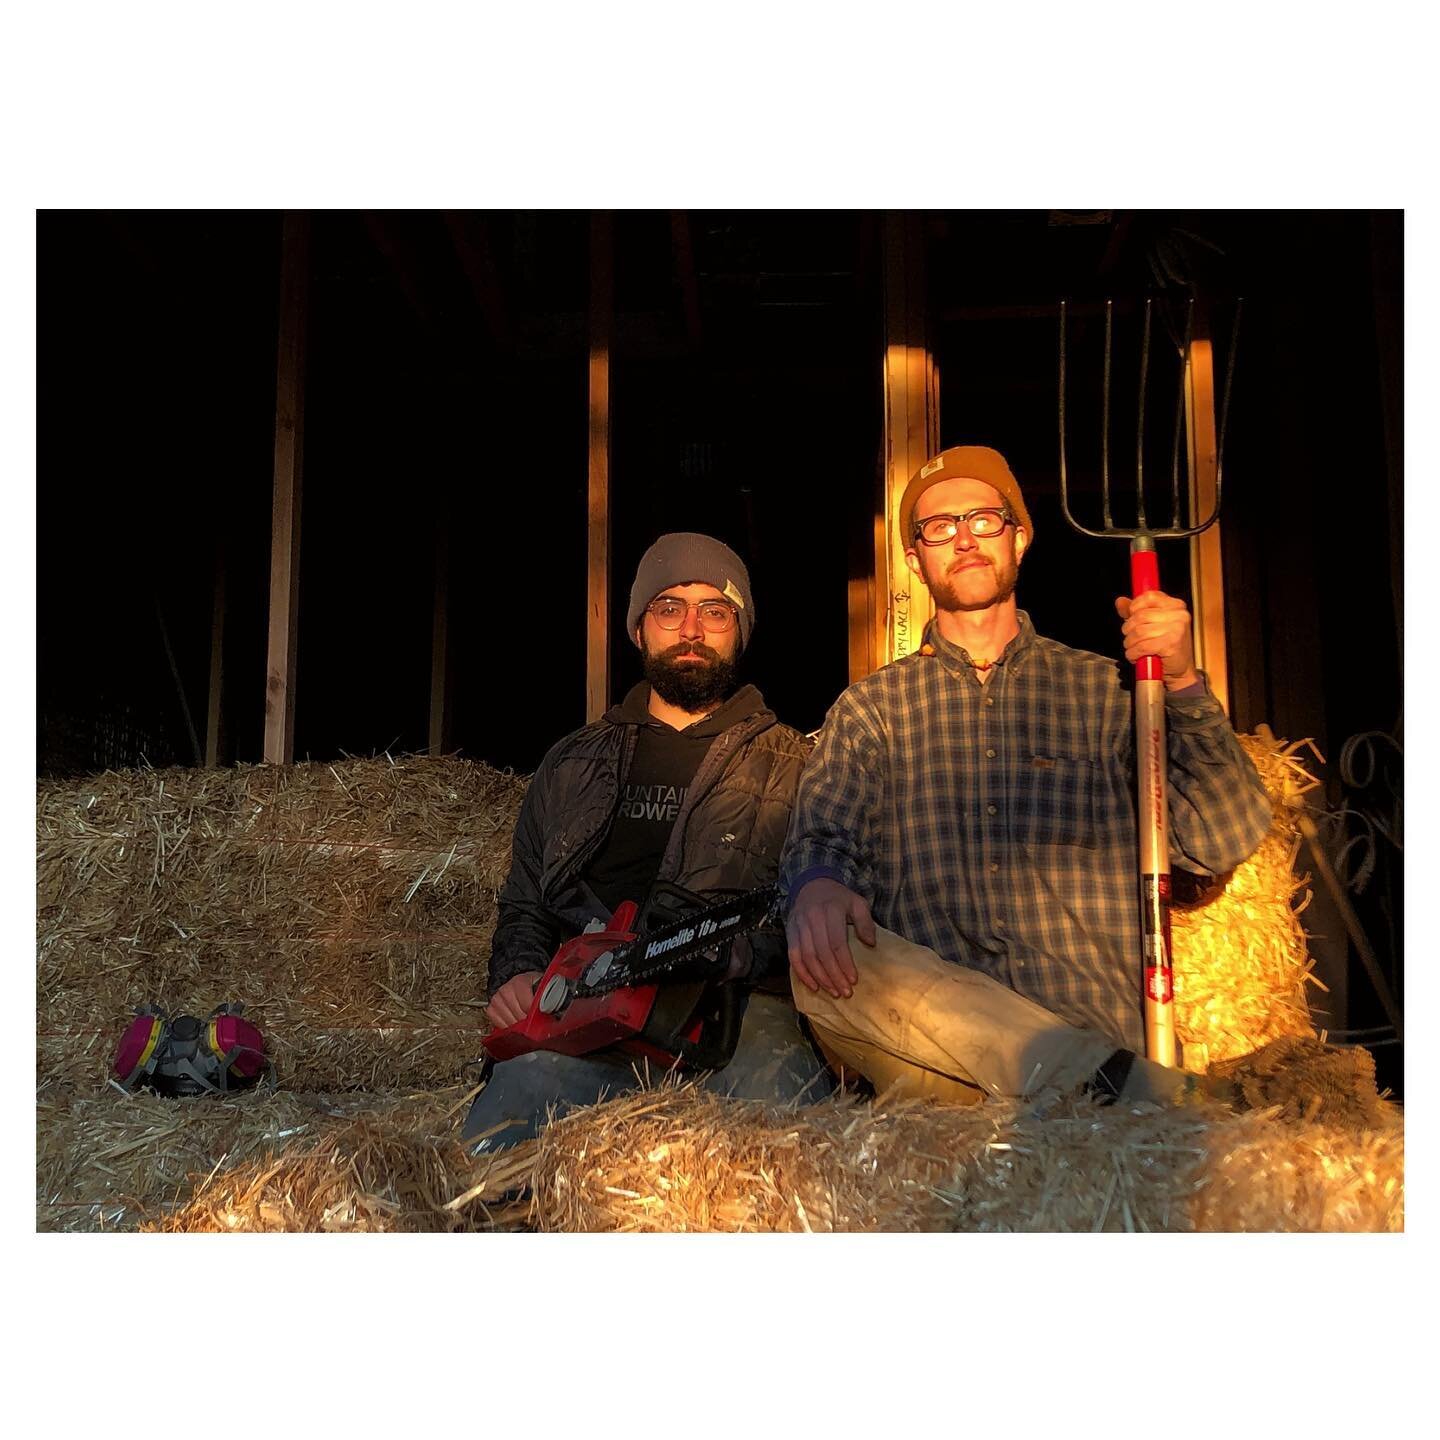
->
[[673, 976, 749, 1071], [482, 911, 641, 1059], [1128, 539, 1163, 683]]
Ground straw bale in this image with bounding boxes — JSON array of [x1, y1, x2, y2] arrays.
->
[[1171, 732, 1321, 1068], [520, 1084, 1403, 1233], [38, 1082, 537, 1233], [36, 757, 525, 1098], [152, 1119, 501, 1234], [524, 1083, 974, 1233], [38, 1079, 1401, 1234], [1187, 1111, 1403, 1232], [37, 1086, 463, 1232], [1208, 1034, 1391, 1129], [33, 735, 1324, 1099]]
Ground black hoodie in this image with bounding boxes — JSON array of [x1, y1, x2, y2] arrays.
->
[[584, 683, 768, 913], [487, 682, 812, 995]]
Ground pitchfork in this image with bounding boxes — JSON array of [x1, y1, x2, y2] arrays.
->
[[1058, 295, 1241, 1067]]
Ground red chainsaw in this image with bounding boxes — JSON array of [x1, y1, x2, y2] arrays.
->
[[477, 883, 781, 1074]]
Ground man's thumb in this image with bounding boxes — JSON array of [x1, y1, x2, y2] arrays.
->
[[1114, 596, 1131, 619]]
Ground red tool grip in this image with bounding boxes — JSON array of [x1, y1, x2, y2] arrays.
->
[[1130, 547, 1159, 596], [1128, 545, 1163, 682]]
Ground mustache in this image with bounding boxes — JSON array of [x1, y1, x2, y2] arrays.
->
[[662, 641, 723, 661], [948, 556, 992, 575]]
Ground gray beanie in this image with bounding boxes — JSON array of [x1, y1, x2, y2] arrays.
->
[[627, 532, 755, 650]]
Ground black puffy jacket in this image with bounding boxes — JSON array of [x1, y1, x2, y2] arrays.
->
[[487, 683, 811, 996]]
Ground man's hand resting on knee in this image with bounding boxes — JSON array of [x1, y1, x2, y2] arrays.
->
[[786, 878, 876, 999], [486, 971, 544, 1029]]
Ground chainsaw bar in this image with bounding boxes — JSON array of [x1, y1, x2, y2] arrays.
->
[[574, 885, 782, 998]]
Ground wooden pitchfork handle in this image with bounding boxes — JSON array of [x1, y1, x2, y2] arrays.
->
[[1130, 535, 1179, 1067]]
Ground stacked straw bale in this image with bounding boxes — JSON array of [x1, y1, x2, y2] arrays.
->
[[1171, 732, 1322, 1070], [36, 737, 1401, 1233], [37, 757, 526, 1099], [37, 1085, 479, 1232], [125, 1082, 1400, 1235]]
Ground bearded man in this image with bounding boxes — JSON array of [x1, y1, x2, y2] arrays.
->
[[781, 446, 1273, 1109], [465, 532, 832, 1148]]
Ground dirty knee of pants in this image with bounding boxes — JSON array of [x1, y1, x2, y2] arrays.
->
[[700, 993, 836, 1106], [464, 995, 835, 1150], [462, 1049, 643, 1150]]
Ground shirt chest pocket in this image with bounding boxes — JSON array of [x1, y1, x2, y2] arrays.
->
[[687, 788, 763, 867], [1012, 752, 1098, 850]]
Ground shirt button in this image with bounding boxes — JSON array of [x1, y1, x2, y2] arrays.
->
[[996, 918, 1007, 930], [985, 748, 996, 758], [989, 862, 1000, 874], [986, 803, 998, 816], [984, 697, 995, 707]]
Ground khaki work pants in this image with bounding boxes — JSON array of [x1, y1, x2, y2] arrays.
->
[[794, 924, 1138, 1105]]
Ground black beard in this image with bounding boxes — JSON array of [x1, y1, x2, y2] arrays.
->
[[643, 642, 738, 711]]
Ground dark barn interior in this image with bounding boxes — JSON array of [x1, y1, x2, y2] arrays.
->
[[35, 209, 1403, 1091]]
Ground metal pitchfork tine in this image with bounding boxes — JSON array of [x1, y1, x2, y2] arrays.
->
[[1057, 294, 1242, 1069]]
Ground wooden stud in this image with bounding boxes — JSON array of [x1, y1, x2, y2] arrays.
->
[[587, 211, 614, 723], [847, 530, 876, 686], [155, 592, 202, 766], [1185, 308, 1229, 714], [429, 498, 452, 755], [365, 212, 439, 340], [877, 212, 938, 669], [847, 217, 881, 685], [669, 210, 703, 353], [444, 211, 511, 350], [1369, 212, 1402, 664], [264, 212, 309, 765], [205, 538, 225, 767]]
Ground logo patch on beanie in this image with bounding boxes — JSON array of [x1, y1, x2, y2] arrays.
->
[[723, 580, 746, 610], [920, 454, 947, 479]]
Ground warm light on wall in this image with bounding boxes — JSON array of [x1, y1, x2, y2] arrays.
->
[[881, 340, 938, 666]]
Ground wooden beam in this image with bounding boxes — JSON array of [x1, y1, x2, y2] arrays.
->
[[1094, 211, 1135, 279], [264, 212, 309, 765], [876, 212, 939, 670], [1369, 212, 1402, 672], [155, 592, 202, 766], [848, 500, 883, 685], [669, 211, 703, 352], [848, 215, 881, 685], [586, 212, 613, 723], [365, 212, 442, 341], [444, 211, 511, 350], [940, 298, 1143, 325], [1185, 307, 1229, 714], [429, 502, 452, 754], [205, 538, 226, 767]]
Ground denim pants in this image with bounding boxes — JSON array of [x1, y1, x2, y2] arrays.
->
[[462, 993, 836, 1151]]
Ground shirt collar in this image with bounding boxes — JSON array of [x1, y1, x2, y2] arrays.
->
[[921, 610, 1037, 676]]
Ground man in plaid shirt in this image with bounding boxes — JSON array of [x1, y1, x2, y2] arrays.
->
[[781, 445, 1272, 1106]]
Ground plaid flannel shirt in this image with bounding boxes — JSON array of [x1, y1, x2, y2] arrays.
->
[[780, 611, 1273, 1051]]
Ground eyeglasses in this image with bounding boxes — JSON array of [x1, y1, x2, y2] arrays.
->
[[913, 508, 1015, 545], [645, 596, 739, 633]]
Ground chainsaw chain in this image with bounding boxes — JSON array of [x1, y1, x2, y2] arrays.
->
[[575, 885, 782, 997]]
